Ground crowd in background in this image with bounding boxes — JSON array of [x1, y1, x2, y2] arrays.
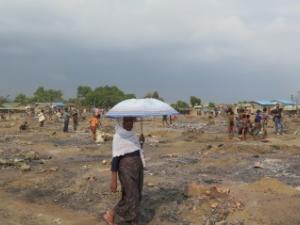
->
[[226, 103, 284, 140]]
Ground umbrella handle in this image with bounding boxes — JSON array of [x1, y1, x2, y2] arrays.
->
[[139, 118, 146, 168], [139, 118, 145, 147], [140, 148, 146, 168]]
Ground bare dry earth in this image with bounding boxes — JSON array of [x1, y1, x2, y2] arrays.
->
[[0, 115, 300, 225]]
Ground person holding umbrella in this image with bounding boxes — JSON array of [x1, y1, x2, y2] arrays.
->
[[104, 117, 144, 225], [104, 98, 178, 225]]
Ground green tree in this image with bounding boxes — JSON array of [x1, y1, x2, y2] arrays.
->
[[15, 93, 28, 105], [208, 102, 216, 108], [33, 86, 63, 102], [190, 96, 201, 107], [172, 100, 189, 109], [84, 85, 135, 108], [0, 96, 7, 107], [33, 87, 47, 102], [47, 89, 63, 102], [77, 86, 93, 99], [144, 91, 164, 101]]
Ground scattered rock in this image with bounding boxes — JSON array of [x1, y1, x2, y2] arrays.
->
[[147, 182, 155, 188], [0, 136, 11, 143], [205, 219, 214, 225], [14, 158, 24, 163], [209, 186, 230, 199], [203, 178, 223, 184], [96, 131, 113, 143], [0, 158, 13, 166], [147, 136, 160, 147], [86, 176, 97, 181], [82, 165, 88, 169], [185, 183, 210, 197], [233, 201, 243, 210], [48, 167, 58, 172], [53, 218, 62, 225], [20, 164, 31, 172], [0, 158, 9, 165], [216, 220, 227, 225], [23, 151, 40, 160], [254, 162, 263, 169], [210, 202, 219, 209], [185, 183, 230, 199], [271, 145, 281, 150], [207, 144, 213, 149]]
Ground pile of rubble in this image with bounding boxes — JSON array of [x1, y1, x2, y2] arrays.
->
[[0, 150, 50, 172]]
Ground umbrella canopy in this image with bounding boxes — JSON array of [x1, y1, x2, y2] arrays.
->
[[106, 98, 179, 118]]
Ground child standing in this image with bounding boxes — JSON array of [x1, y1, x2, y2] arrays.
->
[[38, 110, 45, 127], [89, 114, 101, 141]]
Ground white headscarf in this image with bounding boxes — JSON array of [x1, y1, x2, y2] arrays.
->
[[112, 124, 141, 157]]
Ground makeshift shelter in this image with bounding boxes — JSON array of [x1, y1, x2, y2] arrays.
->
[[0, 103, 26, 113], [251, 100, 276, 109], [275, 100, 295, 106], [51, 102, 65, 109]]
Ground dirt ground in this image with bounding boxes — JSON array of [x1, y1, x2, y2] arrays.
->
[[1, 114, 300, 225]]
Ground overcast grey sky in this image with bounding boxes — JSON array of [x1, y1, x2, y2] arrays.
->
[[0, 0, 299, 103]]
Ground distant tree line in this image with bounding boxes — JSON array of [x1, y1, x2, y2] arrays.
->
[[5, 86, 204, 109], [0, 96, 9, 107], [144, 91, 164, 101], [75, 85, 135, 108], [14, 87, 63, 105]]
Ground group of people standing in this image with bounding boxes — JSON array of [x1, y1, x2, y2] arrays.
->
[[62, 107, 79, 132], [36, 106, 104, 143], [227, 103, 284, 140], [36, 107, 80, 132]]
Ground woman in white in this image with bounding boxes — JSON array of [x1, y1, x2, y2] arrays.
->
[[104, 117, 144, 225]]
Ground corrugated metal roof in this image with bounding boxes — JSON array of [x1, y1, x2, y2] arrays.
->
[[252, 100, 276, 106], [275, 100, 295, 106], [252, 100, 295, 106]]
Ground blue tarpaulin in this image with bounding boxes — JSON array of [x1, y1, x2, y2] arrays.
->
[[52, 102, 65, 108], [252, 100, 295, 106], [252, 100, 276, 106]]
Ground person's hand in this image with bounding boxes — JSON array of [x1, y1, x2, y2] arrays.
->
[[111, 180, 117, 193], [139, 134, 145, 143]]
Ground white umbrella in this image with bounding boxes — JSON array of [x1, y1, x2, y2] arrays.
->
[[106, 98, 178, 118], [106, 98, 179, 167]]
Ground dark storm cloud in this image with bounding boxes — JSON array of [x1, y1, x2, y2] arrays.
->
[[1, 0, 300, 103]]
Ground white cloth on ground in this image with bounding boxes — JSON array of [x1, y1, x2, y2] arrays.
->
[[112, 125, 141, 158]]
